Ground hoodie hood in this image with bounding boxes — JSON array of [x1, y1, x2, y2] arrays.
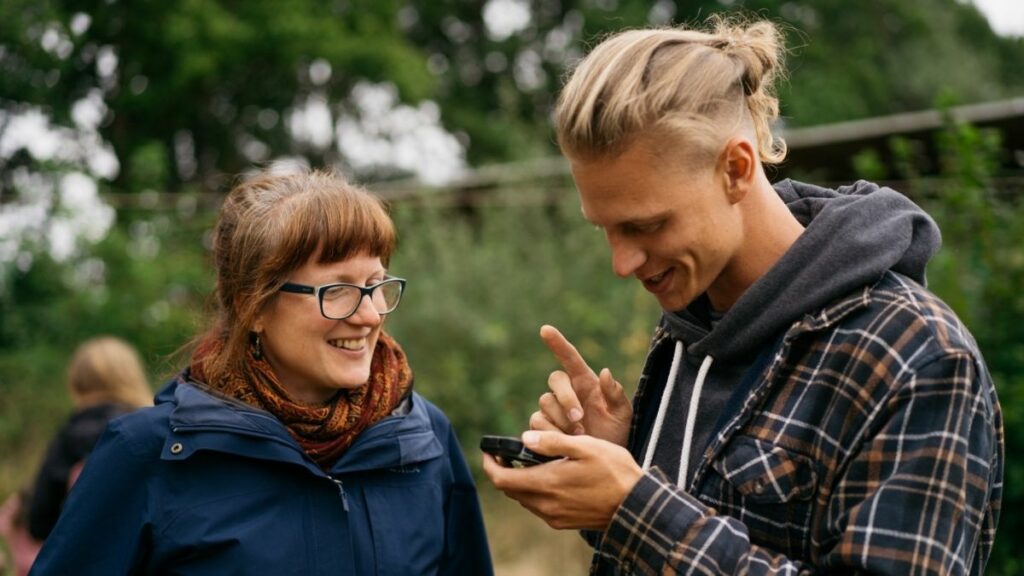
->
[[665, 179, 941, 362]]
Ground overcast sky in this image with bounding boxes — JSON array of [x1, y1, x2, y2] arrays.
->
[[972, 0, 1024, 37]]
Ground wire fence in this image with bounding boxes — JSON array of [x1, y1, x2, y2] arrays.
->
[[95, 156, 1024, 214]]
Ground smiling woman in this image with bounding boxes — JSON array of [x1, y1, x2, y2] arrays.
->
[[29, 169, 494, 576], [269, 271, 407, 402]]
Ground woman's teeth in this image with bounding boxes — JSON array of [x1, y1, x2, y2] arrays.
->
[[329, 338, 364, 350]]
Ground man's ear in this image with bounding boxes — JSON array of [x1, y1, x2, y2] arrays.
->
[[718, 137, 757, 204]]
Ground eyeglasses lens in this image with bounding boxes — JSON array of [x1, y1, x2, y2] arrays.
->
[[321, 281, 402, 319]]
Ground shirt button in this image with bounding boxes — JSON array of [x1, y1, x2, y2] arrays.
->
[[170, 442, 184, 455]]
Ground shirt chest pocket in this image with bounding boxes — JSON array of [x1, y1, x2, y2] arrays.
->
[[364, 480, 445, 576], [705, 436, 818, 557]]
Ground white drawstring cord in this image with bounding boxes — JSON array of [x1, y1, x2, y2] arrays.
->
[[677, 355, 713, 487], [641, 340, 684, 471]]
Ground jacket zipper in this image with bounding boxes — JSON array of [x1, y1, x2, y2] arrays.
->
[[331, 477, 349, 511]]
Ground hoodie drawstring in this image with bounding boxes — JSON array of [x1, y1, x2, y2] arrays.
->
[[640, 339, 715, 489], [642, 341, 683, 471], [678, 355, 713, 487]]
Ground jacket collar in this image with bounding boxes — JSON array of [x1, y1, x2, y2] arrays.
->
[[159, 379, 443, 476]]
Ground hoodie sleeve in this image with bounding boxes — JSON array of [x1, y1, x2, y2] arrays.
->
[[439, 424, 494, 576], [598, 350, 1001, 576], [30, 420, 153, 575]]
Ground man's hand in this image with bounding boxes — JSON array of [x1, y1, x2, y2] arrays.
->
[[482, 431, 644, 530], [532, 325, 632, 447]]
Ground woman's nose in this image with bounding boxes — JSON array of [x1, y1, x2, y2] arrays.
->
[[345, 294, 383, 326]]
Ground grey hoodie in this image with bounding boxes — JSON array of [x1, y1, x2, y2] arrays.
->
[[646, 179, 942, 487]]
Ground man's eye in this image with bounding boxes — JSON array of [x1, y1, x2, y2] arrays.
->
[[627, 221, 662, 234]]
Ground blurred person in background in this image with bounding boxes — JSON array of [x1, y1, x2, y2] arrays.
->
[[29, 336, 153, 539], [484, 16, 1003, 576], [31, 170, 492, 575], [0, 336, 152, 576]]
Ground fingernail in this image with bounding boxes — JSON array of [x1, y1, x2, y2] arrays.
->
[[522, 431, 539, 446], [569, 408, 584, 422]]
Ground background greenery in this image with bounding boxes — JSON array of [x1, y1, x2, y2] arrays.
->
[[2, 0, 1023, 186], [2, 0, 1023, 574]]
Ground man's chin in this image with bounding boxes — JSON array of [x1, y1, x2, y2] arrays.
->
[[656, 294, 692, 313]]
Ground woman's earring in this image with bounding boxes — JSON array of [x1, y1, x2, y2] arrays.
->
[[253, 333, 263, 360]]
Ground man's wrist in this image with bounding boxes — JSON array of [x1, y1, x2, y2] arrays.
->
[[613, 462, 645, 509]]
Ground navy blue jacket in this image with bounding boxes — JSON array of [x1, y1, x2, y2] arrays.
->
[[30, 379, 493, 575]]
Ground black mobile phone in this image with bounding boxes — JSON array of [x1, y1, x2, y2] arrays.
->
[[480, 435, 557, 468]]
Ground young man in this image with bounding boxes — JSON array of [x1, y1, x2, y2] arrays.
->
[[483, 19, 1003, 575]]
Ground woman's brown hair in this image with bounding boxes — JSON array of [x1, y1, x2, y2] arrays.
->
[[196, 169, 396, 386]]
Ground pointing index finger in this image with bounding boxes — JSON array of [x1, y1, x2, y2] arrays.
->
[[540, 325, 596, 379]]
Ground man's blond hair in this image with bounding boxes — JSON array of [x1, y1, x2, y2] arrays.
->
[[554, 16, 787, 165]]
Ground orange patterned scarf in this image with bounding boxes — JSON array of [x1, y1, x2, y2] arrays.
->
[[189, 332, 412, 470]]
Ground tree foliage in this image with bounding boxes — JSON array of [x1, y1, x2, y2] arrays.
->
[[916, 120, 1024, 576], [3, 0, 1023, 188], [1, 0, 435, 192]]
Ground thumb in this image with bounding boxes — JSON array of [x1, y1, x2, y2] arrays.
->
[[599, 368, 628, 408], [522, 430, 593, 460]]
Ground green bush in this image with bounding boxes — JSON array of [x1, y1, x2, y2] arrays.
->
[[386, 189, 660, 455], [916, 120, 1024, 575]]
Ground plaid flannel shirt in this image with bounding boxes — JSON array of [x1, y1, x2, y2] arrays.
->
[[591, 271, 1003, 575]]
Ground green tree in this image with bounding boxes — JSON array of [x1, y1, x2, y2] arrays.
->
[[4, 0, 1023, 187], [401, 0, 1024, 163], [0, 0, 435, 192]]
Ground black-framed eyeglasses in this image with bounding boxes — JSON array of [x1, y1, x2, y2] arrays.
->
[[278, 277, 406, 320]]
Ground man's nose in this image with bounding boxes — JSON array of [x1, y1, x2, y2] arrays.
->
[[609, 237, 646, 278]]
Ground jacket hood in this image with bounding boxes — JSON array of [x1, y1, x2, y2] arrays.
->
[[157, 377, 443, 475], [665, 179, 941, 361]]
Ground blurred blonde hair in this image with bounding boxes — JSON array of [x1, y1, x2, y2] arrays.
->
[[67, 336, 152, 409], [197, 168, 396, 386], [554, 15, 787, 165]]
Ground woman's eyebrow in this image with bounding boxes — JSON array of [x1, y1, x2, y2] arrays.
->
[[325, 270, 387, 283]]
